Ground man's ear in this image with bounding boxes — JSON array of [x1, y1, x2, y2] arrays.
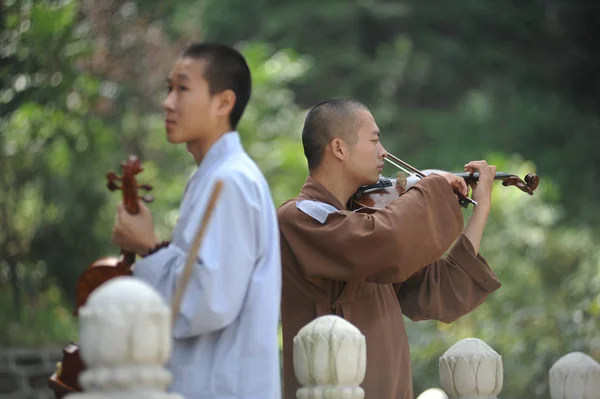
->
[[215, 89, 236, 118], [330, 138, 347, 162]]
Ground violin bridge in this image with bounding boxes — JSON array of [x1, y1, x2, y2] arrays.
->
[[396, 172, 407, 190]]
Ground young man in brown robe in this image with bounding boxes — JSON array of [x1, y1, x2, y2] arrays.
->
[[277, 99, 502, 399]]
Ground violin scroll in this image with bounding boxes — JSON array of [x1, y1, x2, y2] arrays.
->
[[525, 173, 540, 191], [106, 156, 155, 213], [500, 172, 539, 195]]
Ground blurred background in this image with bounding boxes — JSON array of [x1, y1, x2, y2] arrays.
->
[[1, 0, 600, 398]]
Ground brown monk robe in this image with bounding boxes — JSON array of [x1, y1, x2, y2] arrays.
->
[[278, 174, 502, 399]]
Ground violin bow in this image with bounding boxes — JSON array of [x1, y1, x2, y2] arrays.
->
[[170, 180, 224, 327]]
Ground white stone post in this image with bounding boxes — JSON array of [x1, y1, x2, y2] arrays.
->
[[417, 388, 449, 399], [549, 352, 600, 399], [293, 315, 366, 399], [65, 276, 182, 399], [439, 338, 503, 399]]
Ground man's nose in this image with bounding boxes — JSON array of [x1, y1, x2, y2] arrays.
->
[[379, 144, 388, 159], [163, 92, 175, 112]]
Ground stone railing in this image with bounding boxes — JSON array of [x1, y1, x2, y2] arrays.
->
[[26, 275, 599, 399], [0, 347, 63, 399], [293, 320, 600, 399], [419, 340, 600, 399]]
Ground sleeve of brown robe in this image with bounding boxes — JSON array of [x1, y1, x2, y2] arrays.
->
[[278, 174, 465, 284], [394, 234, 501, 323]]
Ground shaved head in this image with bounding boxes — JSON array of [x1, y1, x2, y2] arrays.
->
[[301, 99, 369, 170]]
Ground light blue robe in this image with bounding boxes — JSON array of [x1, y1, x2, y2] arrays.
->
[[133, 132, 282, 399]]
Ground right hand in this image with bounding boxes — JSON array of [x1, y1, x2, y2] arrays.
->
[[435, 171, 469, 197], [112, 200, 158, 256]]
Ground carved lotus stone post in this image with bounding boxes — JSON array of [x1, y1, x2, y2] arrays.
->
[[65, 276, 182, 399], [549, 352, 600, 399], [293, 315, 366, 399], [439, 338, 503, 399]]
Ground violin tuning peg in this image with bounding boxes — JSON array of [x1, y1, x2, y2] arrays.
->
[[106, 172, 121, 184], [139, 184, 153, 191], [107, 181, 121, 191], [106, 172, 122, 191], [141, 194, 154, 203], [106, 171, 120, 180]]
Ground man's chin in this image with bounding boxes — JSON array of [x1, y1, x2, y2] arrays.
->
[[369, 174, 382, 184], [166, 132, 184, 144], [358, 176, 380, 187]]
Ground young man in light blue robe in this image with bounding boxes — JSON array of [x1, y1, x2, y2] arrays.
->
[[111, 43, 282, 399]]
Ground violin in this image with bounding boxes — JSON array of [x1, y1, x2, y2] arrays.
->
[[349, 152, 540, 212], [48, 155, 153, 398], [74, 155, 153, 314]]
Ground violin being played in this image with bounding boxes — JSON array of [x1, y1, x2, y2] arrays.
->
[[349, 152, 540, 212], [48, 155, 153, 398]]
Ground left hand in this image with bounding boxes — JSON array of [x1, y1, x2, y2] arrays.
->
[[112, 201, 158, 255], [464, 160, 496, 209]]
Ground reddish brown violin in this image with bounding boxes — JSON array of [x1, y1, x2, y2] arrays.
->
[[74, 155, 153, 314], [349, 152, 540, 212], [48, 155, 153, 398]]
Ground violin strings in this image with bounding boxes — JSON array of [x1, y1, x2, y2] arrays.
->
[[384, 157, 414, 177], [385, 153, 427, 177]]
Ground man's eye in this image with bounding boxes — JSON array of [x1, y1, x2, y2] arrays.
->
[[179, 85, 187, 91], [167, 86, 173, 92]]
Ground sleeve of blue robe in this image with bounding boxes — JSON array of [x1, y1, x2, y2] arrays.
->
[[132, 172, 259, 339]]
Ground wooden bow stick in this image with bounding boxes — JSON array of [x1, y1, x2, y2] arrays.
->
[[171, 180, 224, 327]]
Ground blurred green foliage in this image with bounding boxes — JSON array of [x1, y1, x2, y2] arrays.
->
[[1, 1, 600, 398]]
